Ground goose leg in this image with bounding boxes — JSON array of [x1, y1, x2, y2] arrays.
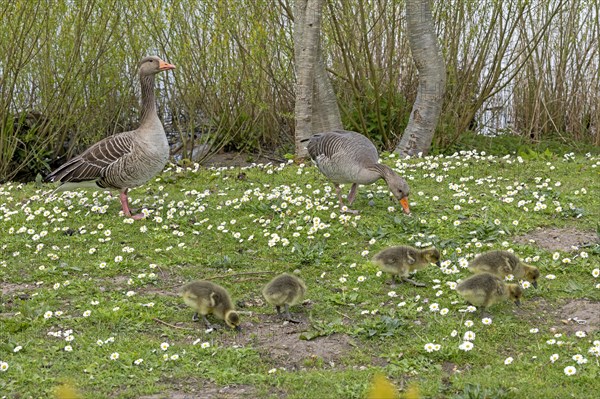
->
[[402, 277, 426, 287], [334, 184, 345, 207], [119, 189, 145, 220], [119, 189, 134, 217], [336, 184, 359, 214], [283, 304, 300, 323], [347, 183, 359, 205], [275, 305, 282, 315], [192, 312, 199, 322], [202, 315, 217, 330]]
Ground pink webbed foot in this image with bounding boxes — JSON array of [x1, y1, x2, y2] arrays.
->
[[119, 190, 146, 220], [130, 213, 146, 220]]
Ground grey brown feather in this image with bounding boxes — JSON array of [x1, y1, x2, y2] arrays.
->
[[305, 130, 410, 213], [45, 56, 174, 218]]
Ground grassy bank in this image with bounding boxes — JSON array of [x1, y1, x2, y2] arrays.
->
[[1, 150, 599, 398]]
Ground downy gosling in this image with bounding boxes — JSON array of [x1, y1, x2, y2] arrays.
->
[[181, 281, 241, 331], [372, 246, 440, 287], [469, 250, 540, 288], [456, 272, 523, 314], [262, 273, 306, 323]]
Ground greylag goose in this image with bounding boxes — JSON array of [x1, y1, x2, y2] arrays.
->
[[372, 245, 440, 287], [456, 272, 523, 313], [181, 280, 241, 331], [304, 130, 410, 213], [45, 56, 175, 219], [262, 273, 306, 323], [469, 250, 540, 288]]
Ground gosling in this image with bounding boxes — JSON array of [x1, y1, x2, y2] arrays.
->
[[181, 280, 241, 331], [262, 273, 306, 323], [372, 246, 441, 287], [469, 250, 540, 288], [456, 272, 523, 315]]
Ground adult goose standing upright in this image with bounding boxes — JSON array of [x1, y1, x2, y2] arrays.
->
[[45, 56, 175, 219], [304, 130, 410, 214]]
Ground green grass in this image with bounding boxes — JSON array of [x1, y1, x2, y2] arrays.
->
[[1, 150, 599, 398], [439, 130, 600, 158]]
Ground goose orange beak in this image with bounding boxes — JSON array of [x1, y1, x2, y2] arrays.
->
[[400, 197, 410, 214], [159, 61, 176, 71]]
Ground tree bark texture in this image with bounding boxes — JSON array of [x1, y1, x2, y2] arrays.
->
[[396, 0, 446, 156], [294, 0, 342, 158]]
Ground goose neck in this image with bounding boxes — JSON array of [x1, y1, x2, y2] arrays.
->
[[371, 163, 394, 181], [139, 74, 158, 126]]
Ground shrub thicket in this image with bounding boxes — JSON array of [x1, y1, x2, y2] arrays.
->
[[0, 0, 597, 181]]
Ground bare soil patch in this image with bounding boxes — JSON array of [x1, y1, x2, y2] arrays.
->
[[558, 299, 600, 333], [442, 361, 462, 376], [137, 383, 266, 399], [136, 376, 286, 399], [0, 283, 34, 313], [513, 227, 598, 252], [517, 297, 600, 334], [1, 282, 33, 296], [228, 314, 355, 370]]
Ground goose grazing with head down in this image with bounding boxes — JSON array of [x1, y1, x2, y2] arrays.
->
[[456, 272, 523, 315], [303, 130, 410, 214], [45, 56, 175, 220], [469, 250, 540, 288], [181, 280, 241, 331]]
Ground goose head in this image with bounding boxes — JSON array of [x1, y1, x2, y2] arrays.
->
[[508, 284, 523, 306], [423, 247, 441, 267], [139, 56, 175, 76], [526, 267, 540, 289], [385, 172, 411, 214], [224, 309, 242, 331]]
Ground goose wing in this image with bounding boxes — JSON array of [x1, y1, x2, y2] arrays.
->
[[307, 130, 378, 162], [45, 133, 135, 186]]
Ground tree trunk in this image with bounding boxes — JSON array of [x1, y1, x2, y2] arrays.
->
[[395, 0, 446, 156], [312, 51, 342, 134], [294, 0, 342, 158]]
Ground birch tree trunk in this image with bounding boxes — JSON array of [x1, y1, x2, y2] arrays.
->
[[294, 0, 342, 158], [395, 0, 446, 156]]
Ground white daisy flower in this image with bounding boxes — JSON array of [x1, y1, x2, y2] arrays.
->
[[459, 341, 474, 351]]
